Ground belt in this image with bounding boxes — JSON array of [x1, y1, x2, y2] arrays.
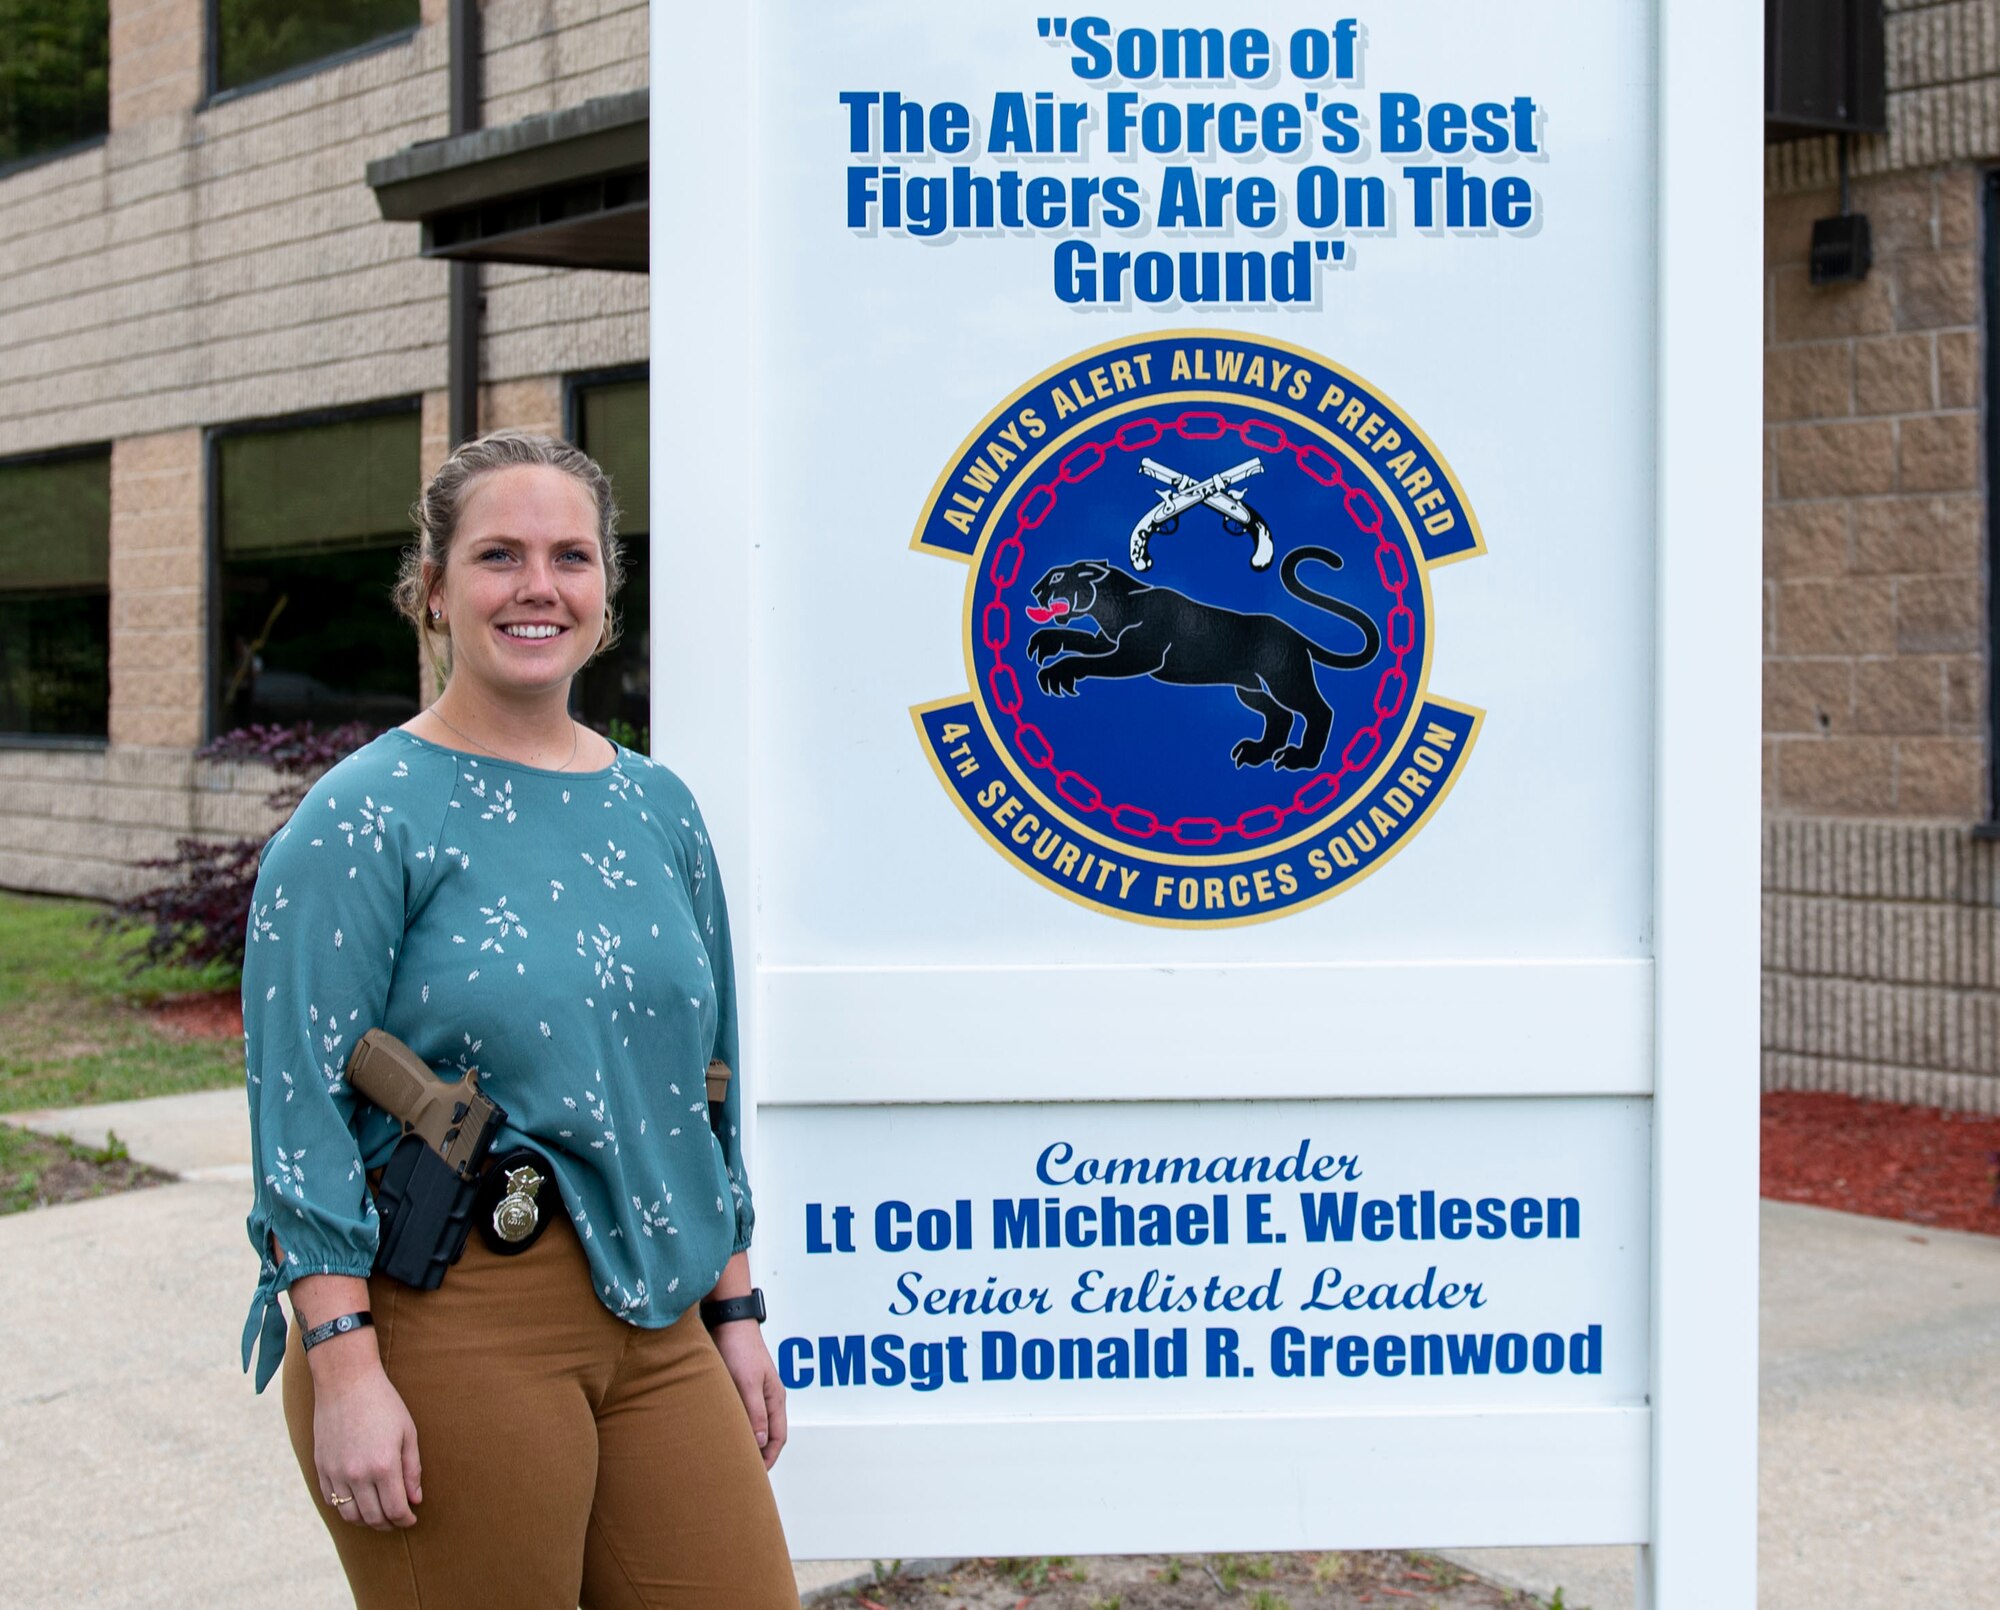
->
[[367, 1143, 562, 1288]]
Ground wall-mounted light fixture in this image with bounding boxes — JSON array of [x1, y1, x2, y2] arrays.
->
[[1810, 134, 1872, 285]]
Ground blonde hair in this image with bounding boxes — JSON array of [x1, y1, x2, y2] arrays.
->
[[394, 430, 625, 680]]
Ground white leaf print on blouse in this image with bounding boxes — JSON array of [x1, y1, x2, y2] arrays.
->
[[249, 887, 287, 944], [347, 796, 393, 852], [603, 1275, 650, 1317], [583, 842, 638, 891], [586, 925, 636, 998], [479, 777, 518, 824], [310, 1003, 349, 1090], [633, 1189, 678, 1239], [447, 1035, 485, 1084], [574, 1079, 617, 1154], [478, 895, 528, 956], [269, 1146, 307, 1200]]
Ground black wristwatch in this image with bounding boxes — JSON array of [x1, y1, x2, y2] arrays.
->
[[700, 1288, 766, 1330]]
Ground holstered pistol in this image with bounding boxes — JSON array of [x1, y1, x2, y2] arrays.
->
[[348, 1028, 508, 1289]]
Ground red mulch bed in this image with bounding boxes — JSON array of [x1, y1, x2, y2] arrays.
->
[[148, 989, 242, 1041], [1763, 1090, 2000, 1237]]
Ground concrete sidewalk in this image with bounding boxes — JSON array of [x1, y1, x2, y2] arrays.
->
[[5, 1091, 1999, 1608], [0, 1092, 874, 1608]]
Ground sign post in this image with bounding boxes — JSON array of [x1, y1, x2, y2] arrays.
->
[[651, 4, 1759, 1602]]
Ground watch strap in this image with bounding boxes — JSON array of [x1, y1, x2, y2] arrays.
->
[[700, 1289, 766, 1330], [300, 1310, 374, 1351]]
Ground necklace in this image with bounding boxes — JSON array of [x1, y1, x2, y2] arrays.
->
[[426, 703, 581, 771]]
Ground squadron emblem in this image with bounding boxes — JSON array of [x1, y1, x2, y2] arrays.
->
[[912, 332, 1484, 927]]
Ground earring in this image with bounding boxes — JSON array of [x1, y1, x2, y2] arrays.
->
[[430, 608, 442, 623]]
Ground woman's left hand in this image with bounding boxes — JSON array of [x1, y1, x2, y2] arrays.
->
[[712, 1320, 788, 1469]]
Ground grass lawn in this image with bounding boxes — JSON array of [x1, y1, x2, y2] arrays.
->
[[0, 1122, 175, 1213], [0, 891, 242, 1115]]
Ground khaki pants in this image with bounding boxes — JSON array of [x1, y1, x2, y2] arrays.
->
[[282, 1211, 800, 1610]]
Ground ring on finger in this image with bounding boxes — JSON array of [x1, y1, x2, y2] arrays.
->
[[327, 1492, 355, 1508]]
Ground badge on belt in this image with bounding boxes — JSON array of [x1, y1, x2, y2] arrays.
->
[[474, 1148, 557, 1255]]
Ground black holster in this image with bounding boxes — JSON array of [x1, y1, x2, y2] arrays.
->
[[372, 1134, 483, 1289]]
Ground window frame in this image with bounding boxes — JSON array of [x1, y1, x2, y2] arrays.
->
[[1982, 172, 2000, 832], [0, 441, 113, 751], [205, 397, 422, 741], [563, 364, 650, 740], [562, 363, 651, 452], [201, 0, 419, 110]]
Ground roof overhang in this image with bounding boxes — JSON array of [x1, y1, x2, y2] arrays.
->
[[366, 89, 648, 272]]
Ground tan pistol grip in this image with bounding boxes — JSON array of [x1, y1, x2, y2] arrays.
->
[[348, 1028, 436, 1117], [705, 1059, 733, 1106]]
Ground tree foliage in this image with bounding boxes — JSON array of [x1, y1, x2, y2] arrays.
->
[[0, 0, 109, 165], [215, 0, 416, 93]]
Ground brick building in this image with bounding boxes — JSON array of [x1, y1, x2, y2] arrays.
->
[[0, 0, 649, 895], [1764, 1, 2000, 1112], [4, 1, 2000, 1112]]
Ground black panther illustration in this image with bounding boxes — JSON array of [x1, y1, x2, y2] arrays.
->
[[1021, 548, 1383, 771]]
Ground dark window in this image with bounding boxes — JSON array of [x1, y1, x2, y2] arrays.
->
[[572, 376, 650, 748], [214, 408, 422, 734], [0, 448, 109, 740], [0, 0, 109, 168], [212, 0, 417, 97], [1765, 0, 1886, 141]]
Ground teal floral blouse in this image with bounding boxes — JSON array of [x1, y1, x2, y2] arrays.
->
[[239, 730, 751, 1391]]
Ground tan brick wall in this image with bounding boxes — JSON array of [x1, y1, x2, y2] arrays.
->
[[1763, 165, 1987, 819], [0, 746, 281, 900], [109, 0, 203, 130], [1762, 148, 2000, 1113], [108, 430, 205, 749], [1765, 817, 2000, 1113], [481, 375, 564, 436], [0, 0, 649, 460], [0, 0, 649, 904]]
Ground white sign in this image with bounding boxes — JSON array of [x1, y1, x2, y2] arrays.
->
[[651, 3, 1758, 1599], [764, 1100, 1651, 1417]]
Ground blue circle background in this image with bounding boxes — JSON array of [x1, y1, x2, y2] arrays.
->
[[969, 409, 1428, 856]]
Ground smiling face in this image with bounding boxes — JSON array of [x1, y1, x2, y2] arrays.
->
[[427, 464, 607, 704]]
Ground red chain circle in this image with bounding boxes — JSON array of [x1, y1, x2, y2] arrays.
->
[[981, 601, 1010, 652], [981, 410, 1421, 849], [991, 535, 1025, 588]]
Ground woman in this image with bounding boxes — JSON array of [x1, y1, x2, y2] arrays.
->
[[239, 431, 799, 1609]]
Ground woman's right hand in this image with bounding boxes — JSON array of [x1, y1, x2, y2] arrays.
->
[[292, 1275, 422, 1531]]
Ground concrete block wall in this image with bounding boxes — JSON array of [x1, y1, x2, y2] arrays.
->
[[108, 429, 204, 750], [0, 746, 278, 900], [480, 0, 649, 386], [1764, 13, 2000, 1111], [1765, 818, 2000, 1113], [1763, 165, 1985, 817], [0, 0, 650, 904]]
